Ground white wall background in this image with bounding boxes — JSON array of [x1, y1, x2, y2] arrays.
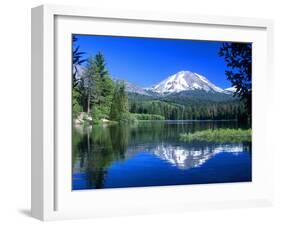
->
[[0, 0, 280, 225]]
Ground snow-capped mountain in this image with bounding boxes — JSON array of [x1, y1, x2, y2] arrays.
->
[[223, 87, 236, 94], [149, 71, 224, 94]]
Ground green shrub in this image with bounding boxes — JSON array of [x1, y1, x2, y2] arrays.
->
[[132, 113, 165, 120], [118, 113, 138, 124], [180, 128, 251, 143]]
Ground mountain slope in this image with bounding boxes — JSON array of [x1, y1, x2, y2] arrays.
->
[[223, 87, 236, 94], [123, 80, 151, 96], [116, 70, 235, 105], [149, 71, 224, 94], [114, 79, 151, 96], [165, 89, 235, 104]]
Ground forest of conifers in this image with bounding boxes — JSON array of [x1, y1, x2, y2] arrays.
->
[[72, 36, 251, 124]]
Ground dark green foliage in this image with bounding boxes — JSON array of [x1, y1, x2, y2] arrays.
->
[[166, 90, 234, 103], [84, 56, 98, 114], [128, 93, 247, 120], [80, 53, 114, 122], [72, 45, 251, 125], [99, 75, 115, 117], [132, 113, 165, 120], [72, 123, 130, 188], [219, 42, 252, 116], [72, 88, 82, 118], [93, 52, 108, 78], [72, 50, 133, 125], [110, 82, 135, 123], [72, 35, 85, 116], [110, 83, 122, 121], [72, 35, 86, 88]]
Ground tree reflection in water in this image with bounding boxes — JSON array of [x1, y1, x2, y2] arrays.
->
[[72, 121, 251, 189]]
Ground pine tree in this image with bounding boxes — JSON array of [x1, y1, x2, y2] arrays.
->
[[82, 52, 114, 122], [110, 82, 130, 122], [84, 56, 100, 115], [110, 84, 121, 121], [219, 42, 252, 117], [93, 52, 108, 78], [72, 35, 86, 88], [72, 35, 86, 118], [92, 52, 114, 119], [119, 83, 129, 114]]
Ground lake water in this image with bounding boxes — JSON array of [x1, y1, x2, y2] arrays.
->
[[72, 120, 252, 190]]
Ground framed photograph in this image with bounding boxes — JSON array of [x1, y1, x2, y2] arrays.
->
[[31, 4, 274, 221]]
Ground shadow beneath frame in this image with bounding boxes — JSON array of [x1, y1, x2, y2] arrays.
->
[[18, 209, 32, 217]]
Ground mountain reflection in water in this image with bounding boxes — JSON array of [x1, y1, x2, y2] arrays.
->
[[150, 143, 249, 169], [72, 121, 252, 190]]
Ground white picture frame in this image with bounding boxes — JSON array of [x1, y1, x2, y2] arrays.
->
[[31, 4, 274, 221]]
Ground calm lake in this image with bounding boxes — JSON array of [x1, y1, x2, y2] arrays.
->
[[72, 121, 252, 190]]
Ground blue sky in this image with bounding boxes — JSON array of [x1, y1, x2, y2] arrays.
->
[[74, 34, 233, 89]]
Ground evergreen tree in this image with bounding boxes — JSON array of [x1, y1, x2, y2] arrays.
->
[[72, 88, 82, 118], [84, 56, 100, 115], [72, 35, 85, 117], [219, 42, 252, 117], [109, 84, 120, 121], [72, 35, 86, 88], [110, 82, 130, 122], [82, 52, 114, 122], [93, 52, 108, 78], [93, 52, 114, 118], [118, 83, 129, 114]]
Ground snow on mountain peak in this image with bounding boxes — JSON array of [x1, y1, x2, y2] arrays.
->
[[223, 86, 237, 94], [150, 71, 223, 94]]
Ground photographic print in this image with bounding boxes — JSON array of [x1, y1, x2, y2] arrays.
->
[[72, 35, 252, 190]]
